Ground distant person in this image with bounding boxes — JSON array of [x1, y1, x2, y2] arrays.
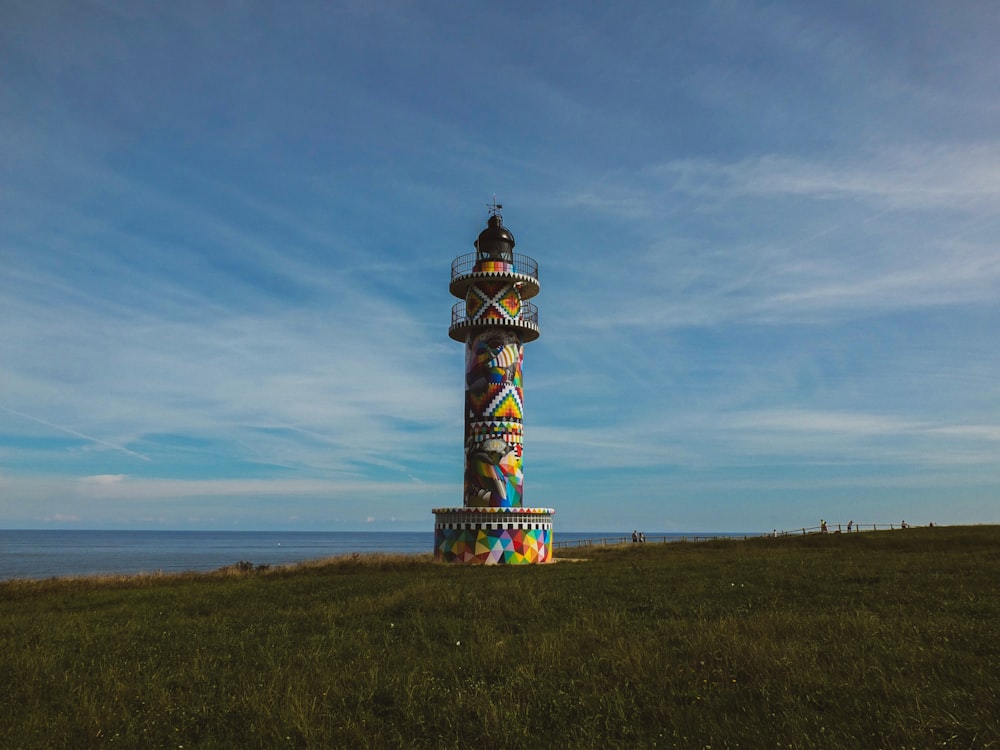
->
[[632, 530, 638, 543], [901, 520, 908, 529], [847, 520, 853, 532], [820, 519, 828, 534], [639, 532, 645, 543]]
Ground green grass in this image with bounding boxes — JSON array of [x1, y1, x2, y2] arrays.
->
[[1, 526, 998, 748]]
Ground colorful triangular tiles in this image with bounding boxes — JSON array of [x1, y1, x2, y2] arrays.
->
[[434, 526, 551, 565], [487, 387, 523, 420]]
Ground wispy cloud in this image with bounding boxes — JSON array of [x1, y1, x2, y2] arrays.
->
[[81, 474, 127, 485], [653, 146, 1000, 210], [0, 406, 150, 461], [552, 143, 1000, 336]]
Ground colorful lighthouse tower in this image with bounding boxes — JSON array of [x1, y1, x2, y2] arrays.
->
[[433, 204, 554, 564]]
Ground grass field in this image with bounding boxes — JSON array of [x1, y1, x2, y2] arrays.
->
[[1, 525, 998, 748]]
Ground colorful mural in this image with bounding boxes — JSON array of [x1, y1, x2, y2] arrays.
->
[[436, 210, 550, 564], [464, 330, 524, 507], [434, 525, 551, 564], [474, 260, 513, 274], [465, 279, 522, 324]]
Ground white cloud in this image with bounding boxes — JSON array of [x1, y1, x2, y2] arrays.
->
[[81, 474, 127, 485], [657, 146, 1000, 210], [553, 143, 1000, 335], [726, 409, 920, 436], [70, 476, 450, 500]]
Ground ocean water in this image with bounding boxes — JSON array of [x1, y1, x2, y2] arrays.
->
[[0, 530, 435, 581], [0, 529, 636, 581]]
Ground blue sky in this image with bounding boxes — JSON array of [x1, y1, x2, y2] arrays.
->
[[2, 1, 998, 532]]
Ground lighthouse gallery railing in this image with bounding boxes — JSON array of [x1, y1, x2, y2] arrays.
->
[[450, 252, 539, 281], [451, 300, 539, 327]]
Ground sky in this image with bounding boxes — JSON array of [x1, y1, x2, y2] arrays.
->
[[1, 1, 998, 533]]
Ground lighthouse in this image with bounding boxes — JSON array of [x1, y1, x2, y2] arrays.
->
[[432, 205, 554, 564]]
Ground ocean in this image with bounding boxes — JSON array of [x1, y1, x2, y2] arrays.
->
[[0, 529, 637, 581]]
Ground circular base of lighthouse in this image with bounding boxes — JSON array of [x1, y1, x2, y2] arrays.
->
[[432, 507, 555, 564]]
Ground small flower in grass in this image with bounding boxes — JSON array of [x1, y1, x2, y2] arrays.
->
[[456, 640, 461, 646]]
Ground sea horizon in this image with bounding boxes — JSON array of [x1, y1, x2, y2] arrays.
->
[[0, 528, 754, 581]]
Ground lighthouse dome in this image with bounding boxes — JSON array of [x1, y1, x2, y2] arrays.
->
[[474, 214, 515, 262]]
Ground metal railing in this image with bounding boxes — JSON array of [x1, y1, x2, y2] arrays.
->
[[552, 523, 930, 551], [451, 252, 539, 281], [553, 534, 751, 550], [772, 522, 923, 536], [451, 300, 539, 327]]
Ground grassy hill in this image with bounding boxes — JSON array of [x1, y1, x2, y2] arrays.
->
[[1, 525, 998, 748]]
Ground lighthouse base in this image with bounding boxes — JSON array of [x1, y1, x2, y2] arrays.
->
[[432, 507, 555, 564]]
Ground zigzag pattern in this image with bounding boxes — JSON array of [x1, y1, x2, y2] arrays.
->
[[468, 421, 522, 443], [473, 280, 507, 297], [473, 261, 514, 274], [432, 506, 554, 514]]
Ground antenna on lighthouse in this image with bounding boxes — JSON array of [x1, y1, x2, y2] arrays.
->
[[488, 195, 503, 217]]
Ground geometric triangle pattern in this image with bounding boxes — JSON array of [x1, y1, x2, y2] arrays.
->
[[473, 260, 514, 274], [466, 280, 521, 323], [486, 384, 523, 420], [465, 289, 487, 319], [463, 329, 526, 508], [468, 421, 522, 444], [498, 288, 521, 318], [434, 526, 551, 564]]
